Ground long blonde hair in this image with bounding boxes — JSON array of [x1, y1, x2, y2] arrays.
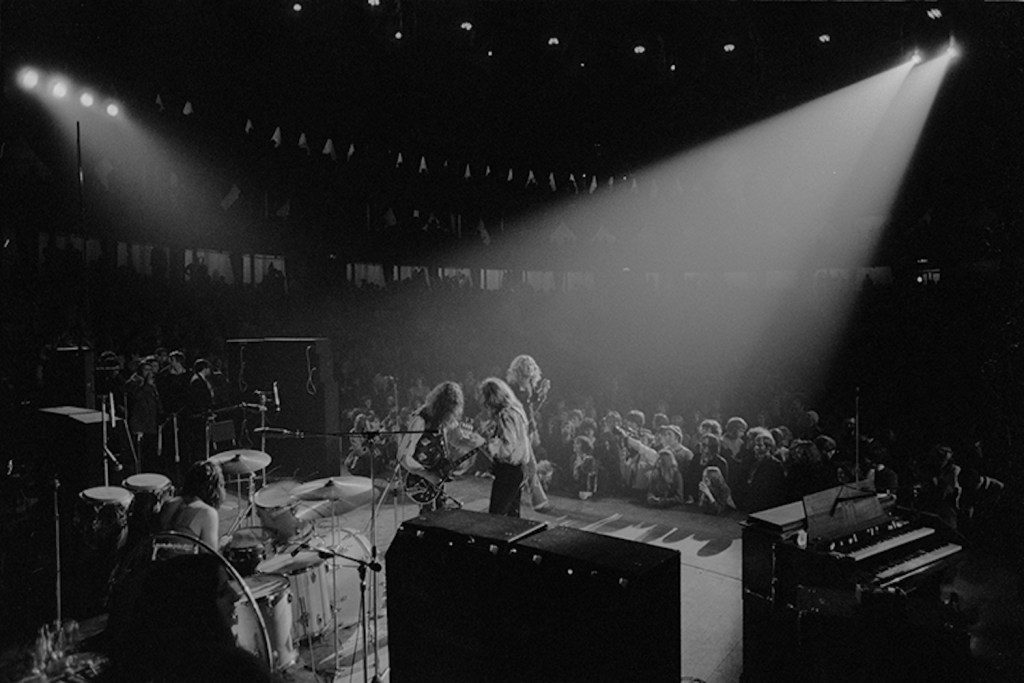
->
[[479, 377, 523, 414], [506, 354, 541, 390]]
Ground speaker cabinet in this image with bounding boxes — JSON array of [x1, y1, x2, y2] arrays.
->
[[224, 337, 339, 477], [506, 526, 681, 682], [386, 511, 548, 682], [386, 511, 681, 683]]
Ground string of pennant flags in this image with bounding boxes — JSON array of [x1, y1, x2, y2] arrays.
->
[[151, 93, 653, 198]]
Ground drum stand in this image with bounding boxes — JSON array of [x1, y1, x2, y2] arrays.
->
[[52, 477, 62, 625]]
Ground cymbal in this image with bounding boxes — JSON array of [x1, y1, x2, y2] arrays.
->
[[209, 449, 272, 475], [292, 476, 374, 509]]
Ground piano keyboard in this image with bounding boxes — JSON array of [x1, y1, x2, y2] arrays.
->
[[876, 542, 962, 587], [846, 526, 935, 561]]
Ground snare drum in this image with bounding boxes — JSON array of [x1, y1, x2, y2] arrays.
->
[[76, 486, 134, 552], [225, 527, 275, 577], [231, 574, 297, 670], [254, 482, 323, 546]]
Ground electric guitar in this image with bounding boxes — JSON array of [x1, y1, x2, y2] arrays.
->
[[403, 439, 491, 505]]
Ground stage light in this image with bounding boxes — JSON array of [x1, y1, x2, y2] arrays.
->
[[927, 9, 942, 20], [723, 43, 735, 53], [634, 44, 645, 55], [819, 34, 831, 44], [579, 61, 585, 68], [51, 80, 68, 98], [912, 51, 922, 65], [947, 38, 960, 59], [670, 64, 677, 72], [106, 102, 120, 117], [17, 67, 40, 90], [487, 50, 493, 57], [80, 92, 95, 107], [460, 21, 473, 32], [292, 3, 302, 11], [394, 30, 403, 40], [548, 37, 559, 47], [368, 0, 380, 6], [916, 275, 924, 284]]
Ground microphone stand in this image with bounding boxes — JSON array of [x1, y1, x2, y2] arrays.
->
[[268, 426, 435, 682]]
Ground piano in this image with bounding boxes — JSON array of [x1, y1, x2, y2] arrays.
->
[[741, 484, 970, 682]]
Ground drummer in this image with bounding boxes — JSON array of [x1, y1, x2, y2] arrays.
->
[[159, 460, 225, 549]]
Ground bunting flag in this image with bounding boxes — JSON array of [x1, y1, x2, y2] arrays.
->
[[507, 168, 513, 182], [347, 143, 355, 161], [271, 127, 282, 148], [548, 172, 557, 192], [245, 119, 254, 134], [155, 94, 164, 112], [275, 200, 290, 218], [550, 221, 577, 244], [526, 169, 537, 187], [568, 173, 578, 192], [443, 160, 449, 168], [220, 184, 241, 210], [396, 152, 403, 168], [593, 225, 617, 244], [182, 101, 194, 116], [485, 165, 492, 177], [589, 175, 598, 194], [322, 139, 336, 160], [298, 133, 309, 153], [630, 178, 638, 192], [608, 176, 614, 188], [477, 219, 491, 245], [464, 163, 472, 180], [418, 156, 427, 173], [382, 207, 397, 228]]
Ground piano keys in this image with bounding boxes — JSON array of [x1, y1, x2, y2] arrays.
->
[[741, 484, 970, 681]]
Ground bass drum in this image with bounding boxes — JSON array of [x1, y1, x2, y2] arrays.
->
[[231, 574, 297, 671]]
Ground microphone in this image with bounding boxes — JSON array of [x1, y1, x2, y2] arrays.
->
[[273, 381, 281, 411], [253, 427, 305, 438], [105, 449, 123, 472]]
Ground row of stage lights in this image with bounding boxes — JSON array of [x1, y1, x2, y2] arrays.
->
[[16, 68, 122, 117], [286, 3, 942, 58]]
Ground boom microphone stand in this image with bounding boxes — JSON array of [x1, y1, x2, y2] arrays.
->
[[258, 424, 436, 682]]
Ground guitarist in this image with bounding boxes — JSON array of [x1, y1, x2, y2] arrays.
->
[[479, 378, 532, 518], [506, 354, 551, 512], [398, 381, 483, 513]]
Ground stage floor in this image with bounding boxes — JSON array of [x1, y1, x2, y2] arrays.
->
[[217, 474, 744, 682]]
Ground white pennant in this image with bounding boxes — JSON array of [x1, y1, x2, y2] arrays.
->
[[220, 184, 241, 210], [478, 219, 491, 245], [526, 170, 537, 187], [298, 133, 309, 152], [271, 127, 282, 148], [486, 165, 492, 177], [155, 94, 164, 112], [244, 119, 254, 134], [396, 152, 403, 168], [347, 143, 355, 161], [464, 163, 471, 180], [507, 168, 513, 182], [548, 172, 557, 192], [322, 139, 337, 160], [419, 156, 428, 173], [589, 176, 598, 194], [182, 101, 193, 116]]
